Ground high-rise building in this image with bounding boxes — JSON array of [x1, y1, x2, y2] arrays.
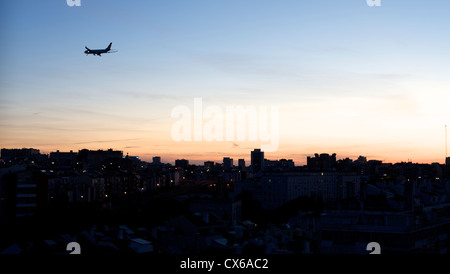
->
[[251, 149, 264, 174], [238, 159, 246, 170], [446, 157, 450, 166], [223, 157, 233, 171]]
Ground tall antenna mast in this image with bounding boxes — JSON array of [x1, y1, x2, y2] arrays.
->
[[446, 124, 448, 160]]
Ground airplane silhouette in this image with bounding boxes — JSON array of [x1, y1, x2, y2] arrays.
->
[[84, 42, 116, 56]]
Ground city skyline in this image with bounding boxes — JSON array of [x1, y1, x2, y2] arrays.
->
[[1, 1, 450, 166], [1, 146, 448, 167], [2, 142, 450, 256]]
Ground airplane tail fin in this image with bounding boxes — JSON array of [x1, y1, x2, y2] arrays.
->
[[106, 42, 112, 51]]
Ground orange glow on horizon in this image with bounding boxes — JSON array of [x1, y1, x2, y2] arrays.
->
[[2, 139, 446, 166]]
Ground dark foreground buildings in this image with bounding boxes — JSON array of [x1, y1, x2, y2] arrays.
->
[[1, 148, 450, 254]]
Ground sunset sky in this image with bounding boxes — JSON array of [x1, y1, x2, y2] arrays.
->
[[1, 0, 449, 165]]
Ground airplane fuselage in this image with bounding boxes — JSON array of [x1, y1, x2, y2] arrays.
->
[[84, 49, 108, 55], [84, 42, 112, 56]]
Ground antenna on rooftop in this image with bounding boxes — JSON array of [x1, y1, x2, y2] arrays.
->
[[446, 124, 448, 160]]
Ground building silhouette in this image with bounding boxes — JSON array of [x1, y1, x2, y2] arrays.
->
[[175, 159, 189, 169], [1, 169, 48, 220], [235, 171, 360, 210], [77, 148, 123, 170], [238, 159, 246, 170], [0, 148, 40, 162], [307, 153, 337, 171], [49, 150, 77, 167], [152, 156, 161, 164], [223, 157, 233, 171], [251, 149, 264, 174]]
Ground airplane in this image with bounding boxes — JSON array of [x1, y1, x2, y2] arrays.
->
[[84, 42, 116, 56]]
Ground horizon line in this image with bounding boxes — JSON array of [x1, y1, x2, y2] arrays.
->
[[1, 146, 448, 166]]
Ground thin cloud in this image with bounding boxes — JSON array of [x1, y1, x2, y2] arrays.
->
[[74, 138, 143, 145], [109, 90, 195, 102]]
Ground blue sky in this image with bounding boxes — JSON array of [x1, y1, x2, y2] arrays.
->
[[1, 0, 449, 164]]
